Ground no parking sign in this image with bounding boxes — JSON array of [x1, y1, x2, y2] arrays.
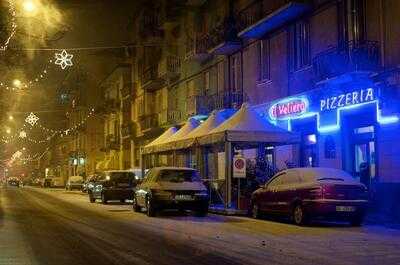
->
[[233, 156, 246, 178]]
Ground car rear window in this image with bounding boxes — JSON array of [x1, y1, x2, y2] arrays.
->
[[158, 170, 200, 183], [109, 172, 135, 183]]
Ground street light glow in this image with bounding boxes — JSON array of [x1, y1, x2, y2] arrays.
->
[[8, 115, 14, 121], [6, 128, 11, 134], [23, 1, 36, 13], [13, 79, 22, 88]]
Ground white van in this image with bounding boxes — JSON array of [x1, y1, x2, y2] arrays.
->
[[66, 176, 84, 191]]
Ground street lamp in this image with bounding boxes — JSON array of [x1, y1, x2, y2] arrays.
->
[[8, 115, 14, 121], [6, 128, 11, 134]]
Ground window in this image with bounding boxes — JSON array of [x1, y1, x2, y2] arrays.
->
[[290, 20, 311, 71], [259, 39, 270, 81], [157, 169, 200, 183], [230, 53, 242, 92], [204, 71, 210, 94], [349, 0, 366, 43], [267, 173, 285, 188]]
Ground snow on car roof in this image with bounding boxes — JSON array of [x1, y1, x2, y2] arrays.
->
[[285, 167, 355, 182], [152, 167, 196, 171]]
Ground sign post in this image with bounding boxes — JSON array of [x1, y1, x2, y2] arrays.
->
[[233, 156, 246, 210]]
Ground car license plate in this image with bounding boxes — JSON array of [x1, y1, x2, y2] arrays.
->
[[175, 195, 193, 201], [336, 206, 356, 212]]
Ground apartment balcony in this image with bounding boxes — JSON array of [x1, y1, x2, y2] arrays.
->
[[121, 82, 136, 98], [237, 0, 311, 39], [158, 55, 181, 81], [186, 96, 209, 116], [139, 11, 164, 41], [105, 134, 120, 151], [141, 65, 165, 91], [200, 17, 241, 55], [187, 91, 245, 116], [313, 40, 381, 83], [139, 114, 160, 132], [99, 98, 119, 115], [207, 91, 245, 110], [121, 122, 136, 138], [185, 0, 206, 7], [167, 109, 184, 125], [159, 0, 186, 30]]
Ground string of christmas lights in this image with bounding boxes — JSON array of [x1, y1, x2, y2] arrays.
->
[[0, 0, 17, 51]]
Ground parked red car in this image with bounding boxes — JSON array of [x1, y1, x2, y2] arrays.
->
[[251, 168, 368, 226]]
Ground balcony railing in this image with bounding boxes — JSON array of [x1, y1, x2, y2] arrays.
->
[[167, 110, 183, 125], [141, 65, 165, 91], [158, 56, 181, 79], [106, 134, 120, 150], [237, 0, 311, 39], [198, 17, 241, 55], [187, 91, 245, 115], [139, 10, 164, 40], [139, 114, 159, 132], [159, 0, 186, 27], [121, 82, 136, 98], [121, 122, 136, 138], [313, 40, 381, 82], [208, 91, 245, 110]]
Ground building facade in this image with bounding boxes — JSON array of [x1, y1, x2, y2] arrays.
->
[[125, 0, 400, 215]]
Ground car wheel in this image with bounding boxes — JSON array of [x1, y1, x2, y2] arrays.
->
[[251, 202, 261, 219], [120, 199, 125, 203], [293, 204, 308, 225], [101, 193, 108, 204], [89, 194, 95, 203], [146, 197, 156, 217], [350, 215, 364, 226], [133, 197, 141, 212]]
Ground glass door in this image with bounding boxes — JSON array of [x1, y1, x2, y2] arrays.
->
[[353, 126, 376, 189]]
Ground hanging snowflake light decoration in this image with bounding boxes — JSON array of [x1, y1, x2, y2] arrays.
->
[[25, 112, 39, 126], [54, 49, 73, 69], [19, 131, 27, 138]]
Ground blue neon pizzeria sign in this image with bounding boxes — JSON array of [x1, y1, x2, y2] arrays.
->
[[319, 88, 374, 112], [261, 86, 399, 133]]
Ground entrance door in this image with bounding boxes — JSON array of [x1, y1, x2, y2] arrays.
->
[[353, 126, 376, 189]]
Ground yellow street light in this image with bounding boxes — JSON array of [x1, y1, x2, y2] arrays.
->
[[13, 79, 22, 88], [6, 128, 11, 134], [23, 0, 36, 13], [8, 115, 14, 121]]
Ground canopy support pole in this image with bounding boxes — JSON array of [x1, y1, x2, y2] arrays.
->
[[225, 141, 232, 209]]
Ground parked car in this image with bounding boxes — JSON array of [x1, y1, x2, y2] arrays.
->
[[89, 170, 138, 204], [133, 167, 209, 217], [66, 176, 84, 191], [250, 167, 368, 226], [8, 178, 20, 187], [82, 174, 99, 193]]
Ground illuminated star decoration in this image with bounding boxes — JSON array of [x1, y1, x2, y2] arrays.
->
[[54, 49, 73, 69], [19, 131, 27, 138], [25, 112, 39, 126]]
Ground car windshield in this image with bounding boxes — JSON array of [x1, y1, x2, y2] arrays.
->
[[158, 170, 200, 183]]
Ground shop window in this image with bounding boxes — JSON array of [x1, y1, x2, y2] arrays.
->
[[258, 39, 270, 81], [289, 20, 311, 71]]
